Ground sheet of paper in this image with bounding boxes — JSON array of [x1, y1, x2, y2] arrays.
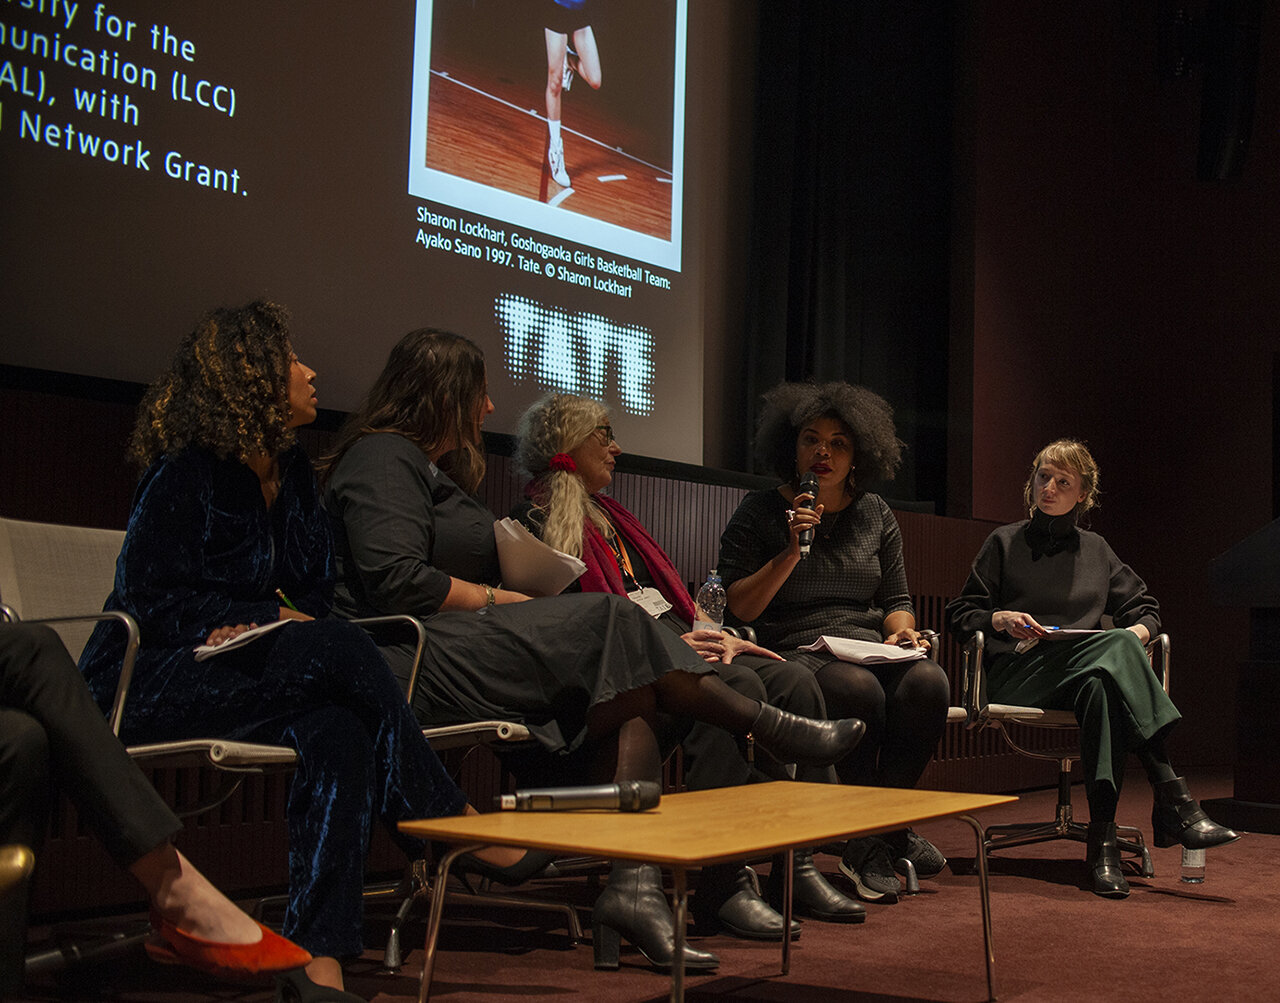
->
[[799, 634, 927, 664], [193, 618, 290, 661], [494, 518, 587, 597]]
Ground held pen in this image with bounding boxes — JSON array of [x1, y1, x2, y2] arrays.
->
[[275, 588, 298, 611], [898, 630, 940, 648]]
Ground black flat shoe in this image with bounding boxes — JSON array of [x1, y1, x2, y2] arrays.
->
[[766, 850, 865, 923], [453, 849, 558, 887], [1151, 777, 1242, 850], [694, 864, 800, 941], [1085, 821, 1129, 899], [592, 863, 719, 972], [275, 969, 366, 1002]]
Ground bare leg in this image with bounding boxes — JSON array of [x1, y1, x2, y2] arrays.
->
[[544, 29, 567, 123], [570, 26, 602, 89], [129, 843, 260, 945]]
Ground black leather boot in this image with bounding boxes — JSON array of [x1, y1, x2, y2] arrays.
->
[[750, 703, 866, 767], [592, 862, 720, 972], [1151, 777, 1242, 850], [766, 849, 866, 923], [1085, 821, 1129, 898], [693, 863, 800, 941]]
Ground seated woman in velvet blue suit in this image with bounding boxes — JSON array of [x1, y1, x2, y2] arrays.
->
[[78, 302, 521, 1001]]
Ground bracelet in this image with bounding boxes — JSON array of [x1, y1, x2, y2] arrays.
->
[[484, 585, 496, 607]]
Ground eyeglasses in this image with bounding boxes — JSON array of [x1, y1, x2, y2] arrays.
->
[[593, 425, 616, 445]]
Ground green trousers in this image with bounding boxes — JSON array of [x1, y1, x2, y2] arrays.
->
[[988, 630, 1180, 797]]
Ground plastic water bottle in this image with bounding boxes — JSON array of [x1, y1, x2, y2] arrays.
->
[[692, 569, 726, 633], [1180, 846, 1206, 883]]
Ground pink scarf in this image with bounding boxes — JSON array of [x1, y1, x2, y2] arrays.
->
[[578, 494, 697, 623]]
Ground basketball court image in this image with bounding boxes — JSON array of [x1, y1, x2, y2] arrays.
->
[[409, 0, 683, 263]]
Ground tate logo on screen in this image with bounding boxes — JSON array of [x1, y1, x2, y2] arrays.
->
[[496, 294, 654, 415]]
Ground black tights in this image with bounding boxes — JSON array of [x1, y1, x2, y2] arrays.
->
[[584, 670, 764, 785], [814, 657, 949, 788], [1085, 734, 1178, 826]]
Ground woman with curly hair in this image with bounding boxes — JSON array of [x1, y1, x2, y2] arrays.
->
[[78, 302, 517, 1001], [718, 381, 951, 904], [947, 439, 1239, 897], [319, 330, 865, 972], [511, 392, 868, 938]]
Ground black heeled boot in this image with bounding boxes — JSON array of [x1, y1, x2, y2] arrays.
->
[[592, 862, 720, 972], [750, 703, 866, 767], [1151, 777, 1241, 850], [693, 863, 800, 941], [765, 849, 866, 923], [1085, 821, 1129, 899]]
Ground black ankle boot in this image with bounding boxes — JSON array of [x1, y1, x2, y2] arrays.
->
[[592, 863, 720, 972], [766, 849, 865, 923], [750, 703, 866, 767], [693, 863, 799, 941], [1151, 777, 1242, 850], [1085, 821, 1129, 898]]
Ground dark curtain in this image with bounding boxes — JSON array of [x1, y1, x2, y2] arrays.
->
[[740, 1, 954, 509]]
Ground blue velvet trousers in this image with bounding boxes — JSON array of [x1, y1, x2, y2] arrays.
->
[[112, 618, 467, 958]]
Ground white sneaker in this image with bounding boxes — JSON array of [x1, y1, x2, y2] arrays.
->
[[562, 53, 574, 92], [548, 136, 570, 187]]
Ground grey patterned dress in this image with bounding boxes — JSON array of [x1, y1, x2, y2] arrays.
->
[[717, 488, 914, 670]]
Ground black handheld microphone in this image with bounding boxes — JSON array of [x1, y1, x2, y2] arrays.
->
[[497, 780, 661, 812], [796, 471, 820, 558]]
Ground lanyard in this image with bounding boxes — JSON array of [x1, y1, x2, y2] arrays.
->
[[600, 515, 640, 591]]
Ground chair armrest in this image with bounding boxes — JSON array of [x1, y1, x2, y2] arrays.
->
[[961, 630, 986, 726], [352, 614, 426, 706], [1146, 632, 1170, 693], [422, 720, 533, 751], [722, 625, 758, 644], [349, 614, 427, 707], [3, 609, 140, 738]]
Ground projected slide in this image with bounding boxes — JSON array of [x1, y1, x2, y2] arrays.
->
[[409, 0, 685, 269], [0, 1, 704, 462]]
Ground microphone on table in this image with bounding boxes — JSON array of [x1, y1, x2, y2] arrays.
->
[[497, 780, 661, 812], [796, 471, 820, 559]]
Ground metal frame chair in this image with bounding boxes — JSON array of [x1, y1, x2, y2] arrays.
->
[[959, 628, 1170, 875], [0, 515, 570, 978]]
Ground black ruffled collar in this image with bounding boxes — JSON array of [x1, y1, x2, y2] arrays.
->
[[1025, 506, 1079, 557]]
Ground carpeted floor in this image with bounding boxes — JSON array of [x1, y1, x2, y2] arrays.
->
[[17, 768, 1273, 1002]]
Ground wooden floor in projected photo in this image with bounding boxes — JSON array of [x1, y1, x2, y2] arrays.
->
[[425, 55, 674, 240]]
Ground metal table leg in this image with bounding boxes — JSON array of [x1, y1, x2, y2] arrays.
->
[[959, 815, 997, 1001], [780, 847, 794, 975], [418, 842, 482, 1003], [670, 866, 687, 1003]]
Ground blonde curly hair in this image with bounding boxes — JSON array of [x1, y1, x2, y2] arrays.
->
[[514, 393, 613, 558]]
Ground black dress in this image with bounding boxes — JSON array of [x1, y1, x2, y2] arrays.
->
[[325, 433, 712, 758]]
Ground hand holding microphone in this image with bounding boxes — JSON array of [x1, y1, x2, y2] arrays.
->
[[795, 471, 821, 558]]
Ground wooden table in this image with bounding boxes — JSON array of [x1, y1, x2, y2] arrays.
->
[[400, 782, 1016, 1002]]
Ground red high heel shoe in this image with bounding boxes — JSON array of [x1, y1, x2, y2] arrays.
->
[[146, 910, 312, 979]]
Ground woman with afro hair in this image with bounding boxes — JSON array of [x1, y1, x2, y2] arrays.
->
[[718, 381, 951, 904]]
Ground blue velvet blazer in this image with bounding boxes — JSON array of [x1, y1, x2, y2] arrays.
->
[[79, 445, 334, 732]]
